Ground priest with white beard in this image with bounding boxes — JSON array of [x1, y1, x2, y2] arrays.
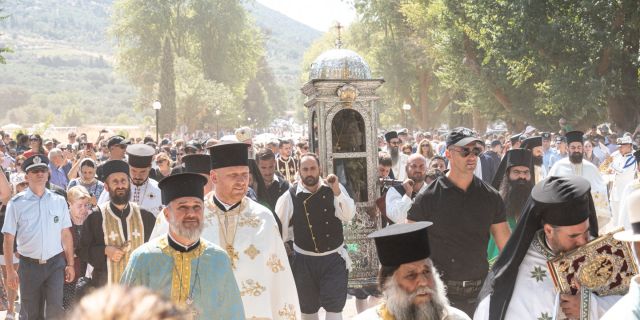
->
[[355, 222, 470, 320], [150, 142, 300, 319], [474, 176, 621, 320], [548, 131, 612, 232]]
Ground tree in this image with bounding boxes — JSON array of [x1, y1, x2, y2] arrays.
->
[[158, 36, 177, 136], [111, 0, 263, 123], [242, 57, 285, 127], [173, 58, 240, 132]]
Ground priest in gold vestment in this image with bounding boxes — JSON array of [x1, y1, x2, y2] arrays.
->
[[150, 142, 300, 319], [121, 173, 244, 319]]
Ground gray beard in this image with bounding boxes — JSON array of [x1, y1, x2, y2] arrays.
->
[[384, 272, 448, 320], [169, 212, 204, 243]]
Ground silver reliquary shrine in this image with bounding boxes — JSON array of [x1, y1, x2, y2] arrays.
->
[[301, 47, 384, 290]]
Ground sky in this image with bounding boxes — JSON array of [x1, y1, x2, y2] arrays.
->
[[256, 0, 357, 32]]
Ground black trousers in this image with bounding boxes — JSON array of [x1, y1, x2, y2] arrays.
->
[[292, 252, 348, 314]]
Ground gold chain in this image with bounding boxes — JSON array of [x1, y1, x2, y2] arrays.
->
[[214, 202, 241, 268]]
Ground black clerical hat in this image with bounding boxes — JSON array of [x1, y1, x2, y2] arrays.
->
[[208, 142, 249, 169], [126, 144, 155, 168], [182, 154, 211, 175], [23, 154, 49, 172], [368, 222, 432, 267], [158, 173, 207, 205], [100, 160, 130, 181], [384, 131, 398, 142], [532, 176, 591, 226], [491, 149, 533, 189], [565, 131, 585, 145], [521, 136, 542, 150]]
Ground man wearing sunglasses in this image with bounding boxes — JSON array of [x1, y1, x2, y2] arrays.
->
[[407, 127, 510, 317], [2, 155, 75, 319]]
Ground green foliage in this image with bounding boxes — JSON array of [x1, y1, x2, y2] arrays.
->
[[158, 37, 177, 136], [173, 58, 239, 132], [334, 0, 640, 132], [111, 0, 263, 111]]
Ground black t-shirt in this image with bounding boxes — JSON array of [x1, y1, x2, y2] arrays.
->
[[407, 174, 506, 281]]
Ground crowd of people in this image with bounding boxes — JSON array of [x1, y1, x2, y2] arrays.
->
[[0, 118, 637, 320]]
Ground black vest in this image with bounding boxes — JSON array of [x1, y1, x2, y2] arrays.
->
[[289, 184, 344, 253]]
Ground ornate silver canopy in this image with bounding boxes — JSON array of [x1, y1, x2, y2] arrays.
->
[[309, 49, 372, 80]]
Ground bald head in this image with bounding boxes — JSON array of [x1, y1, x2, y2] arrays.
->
[[406, 154, 427, 183]]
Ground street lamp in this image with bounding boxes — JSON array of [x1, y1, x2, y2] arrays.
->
[[152, 100, 162, 143], [402, 102, 411, 129], [215, 109, 221, 138], [247, 117, 251, 125]]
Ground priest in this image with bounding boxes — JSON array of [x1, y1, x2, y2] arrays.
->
[[98, 144, 163, 217], [121, 173, 245, 319], [149, 142, 300, 319], [521, 136, 547, 183], [79, 160, 156, 286], [475, 176, 620, 320], [548, 131, 612, 232], [355, 222, 470, 320], [487, 149, 534, 262], [385, 131, 408, 180]]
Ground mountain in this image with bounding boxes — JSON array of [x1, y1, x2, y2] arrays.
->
[[0, 0, 322, 126]]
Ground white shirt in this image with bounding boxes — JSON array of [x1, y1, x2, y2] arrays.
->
[[274, 180, 356, 243], [385, 183, 428, 223]]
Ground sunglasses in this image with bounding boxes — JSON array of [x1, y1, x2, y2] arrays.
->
[[452, 146, 482, 157]]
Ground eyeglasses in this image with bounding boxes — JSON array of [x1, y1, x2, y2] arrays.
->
[[452, 146, 481, 157]]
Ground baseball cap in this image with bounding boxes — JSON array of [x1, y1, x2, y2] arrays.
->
[[446, 127, 481, 147], [107, 135, 129, 148]]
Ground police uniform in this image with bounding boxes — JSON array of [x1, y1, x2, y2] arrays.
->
[[275, 181, 356, 317], [2, 155, 72, 319]]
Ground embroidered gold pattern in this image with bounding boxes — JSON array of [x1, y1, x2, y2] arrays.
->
[[244, 245, 260, 260], [225, 245, 240, 270], [278, 303, 297, 320], [240, 279, 266, 297], [266, 254, 285, 273], [239, 215, 260, 228]]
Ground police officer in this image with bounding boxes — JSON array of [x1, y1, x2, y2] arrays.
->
[[2, 155, 75, 319]]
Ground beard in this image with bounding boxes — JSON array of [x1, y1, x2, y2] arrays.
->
[[533, 156, 543, 166], [384, 267, 448, 320], [302, 175, 319, 187], [169, 211, 203, 243], [390, 147, 399, 163], [110, 187, 131, 205], [500, 177, 533, 221], [569, 152, 583, 164]]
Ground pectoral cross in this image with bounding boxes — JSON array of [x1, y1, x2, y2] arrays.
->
[[108, 231, 119, 242], [131, 229, 141, 239]]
